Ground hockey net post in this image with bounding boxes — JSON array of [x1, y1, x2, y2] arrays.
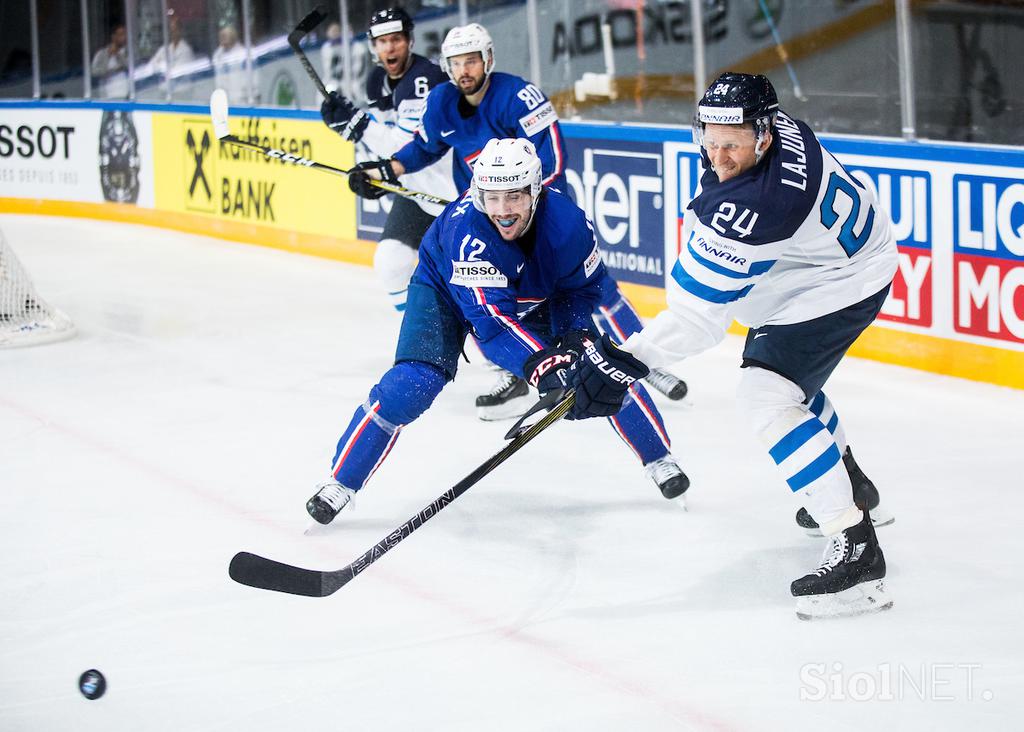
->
[[0, 228, 76, 348]]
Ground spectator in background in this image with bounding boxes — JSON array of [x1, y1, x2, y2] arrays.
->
[[91, 24, 128, 98], [321, 21, 344, 96], [213, 24, 259, 104], [147, 10, 195, 78]]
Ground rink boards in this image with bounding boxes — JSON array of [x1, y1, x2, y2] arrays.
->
[[1, 100, 1022, 388]]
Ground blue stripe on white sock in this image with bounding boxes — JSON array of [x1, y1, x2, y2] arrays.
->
[[786, 443, 842, 491], [769, 418, 826, 464]]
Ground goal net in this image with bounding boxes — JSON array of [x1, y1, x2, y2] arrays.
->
[[0, 228, 76, 348]]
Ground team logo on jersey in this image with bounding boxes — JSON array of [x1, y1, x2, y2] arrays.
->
[[450, 260, 508, 287], [518, 101, 557, 137]]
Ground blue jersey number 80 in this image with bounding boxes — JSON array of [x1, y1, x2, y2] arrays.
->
[[819, 172, 875, 257]]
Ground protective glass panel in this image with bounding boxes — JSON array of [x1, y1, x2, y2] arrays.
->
[[911, 1, 1024, 145], [700, 0, 902, 137], [0, 4, 36, 98], [133, 3, 207, 102], [87, 5, 131, 100]]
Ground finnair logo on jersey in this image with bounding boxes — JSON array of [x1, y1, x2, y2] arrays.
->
[[695, 237, 747, 267], [698, 105, 743, 124], [450, 260, 508, 288]]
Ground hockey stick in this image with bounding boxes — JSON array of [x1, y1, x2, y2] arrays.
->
[[208, 90, 450, 208], [229, 391, 575, 597], [288, 6, 331, 101], [756, 0, 808, 102]]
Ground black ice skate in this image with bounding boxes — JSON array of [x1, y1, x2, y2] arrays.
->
[[644, 454, 690, 501], [306, 481, 356, 525], [475, 370, 533, 421], [791, 510, 892, 620], [795, 446, 894, 536], [645, 368, 689, 400]]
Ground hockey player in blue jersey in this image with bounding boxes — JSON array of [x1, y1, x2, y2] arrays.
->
[[319, 8, 455, 311], [306, 138, 688, 526], [348, 22, 688, 418], [565, 73, 898, 620]]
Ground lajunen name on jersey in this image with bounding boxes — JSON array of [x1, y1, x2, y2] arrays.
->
[[450, 261, 509, 288], [774, 113, 808, 191]]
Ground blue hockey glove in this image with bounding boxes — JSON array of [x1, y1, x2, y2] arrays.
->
[[566, 333, 650, 419], [320, 91, 369, 143], [348, 159, 399, 200]]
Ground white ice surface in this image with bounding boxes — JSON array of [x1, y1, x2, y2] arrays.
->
[[1, 214, 1021, 731]]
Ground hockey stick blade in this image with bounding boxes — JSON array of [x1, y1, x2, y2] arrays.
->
[[229, 551, 348, 597], [210, 89, 230, 139], [288, 6, 328, 46], [229, 392, 575, 598]]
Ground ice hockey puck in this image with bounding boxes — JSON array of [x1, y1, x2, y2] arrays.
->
[[79, 669, 106, 700]]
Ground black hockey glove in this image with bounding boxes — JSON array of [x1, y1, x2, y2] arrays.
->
[[523, 347, 576, 396], [566, 333, 650, 420], [320, 91, 369, 143], [348, 159, 399, 200]]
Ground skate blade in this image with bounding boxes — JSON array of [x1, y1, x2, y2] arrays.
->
[[795, 579, 893, 620], [476, 395, 534, 422]]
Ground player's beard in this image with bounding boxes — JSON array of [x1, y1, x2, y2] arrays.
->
[[458, 74, 486, 96]]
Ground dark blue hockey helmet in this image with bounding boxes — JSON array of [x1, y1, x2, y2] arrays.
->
[[368, 7, 414, 40], [694, 72, 779, 164]]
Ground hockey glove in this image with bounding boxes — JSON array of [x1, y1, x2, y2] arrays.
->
[[320, 92, 369, 142], [566, 333, 650, 419], [348, 159, 399, 200], [523, 347, 576, 396]]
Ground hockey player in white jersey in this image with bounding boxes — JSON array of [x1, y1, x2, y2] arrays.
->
[[320, 8, 455, 311], [565, 72, 898, 620]]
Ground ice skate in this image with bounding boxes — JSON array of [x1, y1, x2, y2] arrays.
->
[[475, 369, 532, 421], [644, 454, 690, 501], [306, 481, 356, 525], [791, 510, 892, 620], [645, 368, 688, 400]]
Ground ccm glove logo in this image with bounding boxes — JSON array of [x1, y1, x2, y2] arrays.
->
[[527, 352, 573, 387], [584, 344, 638, 385]]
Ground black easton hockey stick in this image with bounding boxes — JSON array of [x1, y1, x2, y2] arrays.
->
[[288, 6, 331, 101], [228, 391, 575, 597], [208, 90, 450, 208]]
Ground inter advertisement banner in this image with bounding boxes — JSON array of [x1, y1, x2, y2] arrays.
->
[[150, 112, 356, 239], [0, 107, 154, 206], [562, 135, 669, 288]]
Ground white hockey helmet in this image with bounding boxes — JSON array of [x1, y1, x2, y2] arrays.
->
[[440, 23, 495, 85], [471, 138, 543, 231]]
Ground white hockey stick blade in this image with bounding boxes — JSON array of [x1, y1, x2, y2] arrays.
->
[[210, 89, 231, 140], [795, 579, 893, 620]]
